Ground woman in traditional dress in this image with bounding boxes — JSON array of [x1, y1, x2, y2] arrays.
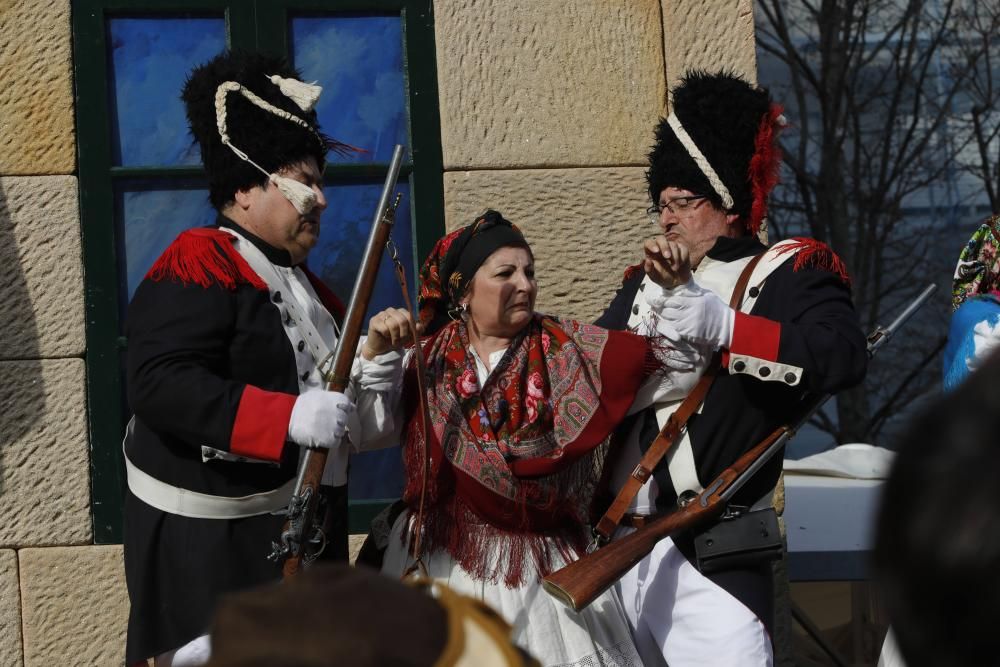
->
[[356, 210, 704, 666], [943, 216, 1000, 390]]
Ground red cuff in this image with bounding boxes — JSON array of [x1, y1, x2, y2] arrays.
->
[[729, 312, 781, 362], [230, 386, 297, 462]]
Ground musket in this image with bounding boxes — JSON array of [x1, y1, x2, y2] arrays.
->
[[269, 144, 406, 577], [542, 283, 938, 611]]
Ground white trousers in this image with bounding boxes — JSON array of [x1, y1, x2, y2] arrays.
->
[[878, 628, 907, 667], [616, 534, 773, 667], [154, 634, 211, 667]]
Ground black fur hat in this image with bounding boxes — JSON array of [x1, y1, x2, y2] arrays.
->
[[182, 51, 329, 210], [647, 71, 783, 234]]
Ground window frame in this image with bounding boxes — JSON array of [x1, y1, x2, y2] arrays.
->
[[73, 0, 444, 543]]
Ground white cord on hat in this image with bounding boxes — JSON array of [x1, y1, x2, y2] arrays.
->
[[666, 113, 735, 210], [267, 74, 322, 112], [214, 80, 323, 214]]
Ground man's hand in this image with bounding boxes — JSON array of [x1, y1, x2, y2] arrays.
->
[[287, 390, 356, 450], [362, 307, 422, 360], [643, 237, 692, 289], [654, 280, 735, 350]]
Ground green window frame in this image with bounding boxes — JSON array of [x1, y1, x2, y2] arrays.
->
[[73, 0, 444, 543]]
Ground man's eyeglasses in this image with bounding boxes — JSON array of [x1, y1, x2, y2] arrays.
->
[[646, 195, 708, 224]]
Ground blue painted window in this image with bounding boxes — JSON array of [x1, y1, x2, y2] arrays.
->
[[291, 16, 409, 164], [108, 18, 226, 166]]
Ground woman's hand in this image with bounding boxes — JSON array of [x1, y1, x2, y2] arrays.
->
[[362, 308, 422, 360], [643, 237, 692, 289]]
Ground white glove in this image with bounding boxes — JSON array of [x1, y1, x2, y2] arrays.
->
[[647, 278, 735, 350], [968, 318, 1000, 373], [287, 390, 356, 450]]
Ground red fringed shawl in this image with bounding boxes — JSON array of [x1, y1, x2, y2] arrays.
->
[[402, 315, 655, 587]]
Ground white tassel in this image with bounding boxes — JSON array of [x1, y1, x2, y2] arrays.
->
[[269, 74, 322, 112], [271, 174, 318, 214]]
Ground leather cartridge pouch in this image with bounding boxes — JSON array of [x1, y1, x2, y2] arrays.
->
[[693, 507, 783, 574]]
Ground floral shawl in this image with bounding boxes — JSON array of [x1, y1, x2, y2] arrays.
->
[[401, 314, 654, 587], [953, 216, 1000, 310]]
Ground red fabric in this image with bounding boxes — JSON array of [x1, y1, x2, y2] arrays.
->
[[622, 262, 644, 282], [774, 237, 852, 286], [747, 103, 785, 235], [509, 329, 649, 477], [146, 228, 267, 291], [730, 311, 781, 362], [300, 265, 346, 320], [401, 317, 653, 585], [230, 385, 297, 462]]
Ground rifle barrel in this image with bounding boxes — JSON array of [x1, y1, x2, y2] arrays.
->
[[280, 145, 406, 577]]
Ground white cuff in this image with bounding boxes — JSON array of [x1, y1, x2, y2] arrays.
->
[[354, 348, 404, 392]]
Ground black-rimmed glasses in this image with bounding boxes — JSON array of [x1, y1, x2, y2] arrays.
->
[[646, 195, 708, 224]]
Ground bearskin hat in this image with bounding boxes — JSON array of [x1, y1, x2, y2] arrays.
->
[[647, 71, 784, 235], [182, 51, 332, 210]]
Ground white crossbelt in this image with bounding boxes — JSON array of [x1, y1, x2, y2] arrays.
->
[[218, 227, 338, 379]]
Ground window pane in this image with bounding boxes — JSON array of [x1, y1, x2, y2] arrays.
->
[[313, 181, 413, 501], [350, 448, 404, 500], [117, 184, 216, 306], [291, 16, 408, 164], [107, 17, 226, 166], [311, 181, 415, 319]]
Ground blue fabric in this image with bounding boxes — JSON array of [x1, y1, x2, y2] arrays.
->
[[943, 295, 1000, 391]]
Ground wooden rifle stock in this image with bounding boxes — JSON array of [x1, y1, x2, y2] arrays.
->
[[542, 427, 787, 611], [278, 145, 406, 578]]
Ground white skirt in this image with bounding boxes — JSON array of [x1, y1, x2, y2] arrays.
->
[[381, 512, 643, 667]]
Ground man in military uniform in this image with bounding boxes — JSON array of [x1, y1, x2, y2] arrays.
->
[[597, 71, 868, 665], [123, 51, 394, 666]]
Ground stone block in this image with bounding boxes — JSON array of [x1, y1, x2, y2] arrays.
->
[[20, 546, 128, 667], [662, 0, 758, 90], [0, 359, 91, 547], [434, 0, 666, 169], [0, 175, 85, 359], [444, 167, 650, 321], [0, 550, 23, 667], [0, 0, 76, 174]]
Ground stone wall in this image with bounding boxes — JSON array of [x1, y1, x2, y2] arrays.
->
[[0, 0, 756, 663]]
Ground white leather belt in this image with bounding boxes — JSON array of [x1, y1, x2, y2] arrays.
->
[[125, 451, 295, 520]]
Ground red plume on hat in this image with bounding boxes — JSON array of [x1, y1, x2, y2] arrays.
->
[[748, 102, 786, 235]]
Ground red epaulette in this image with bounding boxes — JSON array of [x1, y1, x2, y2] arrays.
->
[[145, 228, 267, 291], [773, 237, 852, 286], [622, 262, 644, 282]]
